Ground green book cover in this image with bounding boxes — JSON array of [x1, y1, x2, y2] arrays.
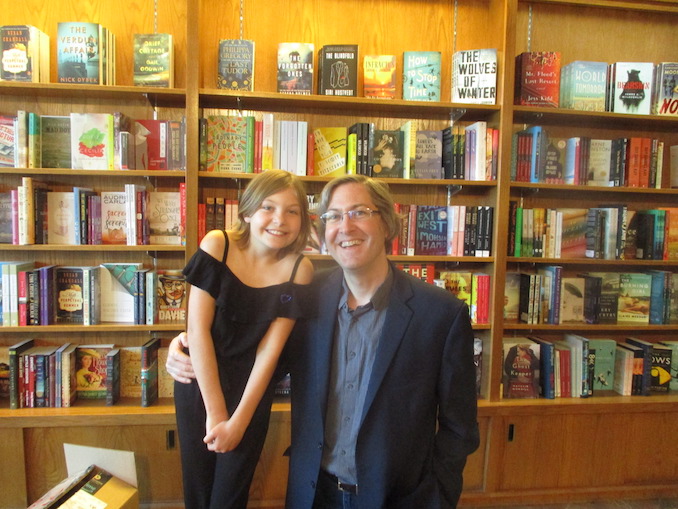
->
[[617, 272, 651, 324], [659, 340, 678, 392], [133, 33, 174, 87], [402, 51, 441, 101], [588, 338, 617, 392]]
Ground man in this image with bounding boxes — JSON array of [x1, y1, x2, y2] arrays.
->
[[167, 175, 479, 508]]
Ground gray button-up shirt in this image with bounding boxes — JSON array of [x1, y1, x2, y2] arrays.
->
[[320, 268, 394, 485]]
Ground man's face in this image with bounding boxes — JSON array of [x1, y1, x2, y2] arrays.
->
[[324, 182, 389, 274]]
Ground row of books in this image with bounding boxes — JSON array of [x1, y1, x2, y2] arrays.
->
[[0, 262, 187, 327], [394, 264, 491, 325], [502, 335, 678, 399], [201, 113, 498, 181], [394, 204, 494, 258], [505, 269, 677, 326], [508, 204, 678, 261], [0, 110, 186, 171], [514, 52, 678, 116], [4, 338, 172, 409], [217, 40, 498, 105], [1, 24, 175, 87], [511, 125, 671, 188], [2, 179, 185, 246]]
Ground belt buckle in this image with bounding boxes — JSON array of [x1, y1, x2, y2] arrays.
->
[[336, 479, 358, 495]]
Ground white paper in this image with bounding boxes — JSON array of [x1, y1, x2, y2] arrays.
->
[[64, 443, 138, 488]]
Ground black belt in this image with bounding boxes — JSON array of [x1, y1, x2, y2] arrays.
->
[[320, 469, 358, 495]]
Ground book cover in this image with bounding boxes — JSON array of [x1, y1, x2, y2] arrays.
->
[[438, 271, 472, 306], [543, 136, 567, 184], [59, 343, 77, 407], [133, 33, 174, 88], [652, 62, 678, 116], [157, 269, 187, 324], [105, 347, 120, 405], [70, 113, 114, 170], [624, 337, 654, 395], [415, 206, 448, 256], [206, 115, 255, 173], [99, 263, 142, 323], [277, 42, 314, 95], [502, 337, 540, 398], [587, 139, 613, 186], [100, 191, 127, 245], [514, 51, 561, 107], [158, 346, 173, 398], [452, 48, 497, 105], [147, 191, 181, 245], [650, 344, 672, 393], [1, 25, 40, 82], [119, 346, 142, 398], [396, 263, 435, 284], [312, 127, 347, 177], [559, 277, 585, 323], [76, 344, 114, 399], [659, 340, 678, 392], [57, 22, 103, 84], [413, 130, 443, 179], [588, 338, 617, 393], [0, 115, 15, 167], [141, 337, 160, 406], [133, 119, 168, 170], [561, 60, 608, 112], [40, 115, 71, 168], [402, 51, 441, 101], [318, 44, 358, 97], [559, 208, 588, 258], [46, 191, 76, 245], [611, 62, 654, 115], [503, 272, 521, 322], [55, 267, 86, 324], [617, 272, 651, 324], [587, 272, 620, 324], [371, 129, 404, 178], [217, 38, 255, 91], [363, 55, 396, 99]]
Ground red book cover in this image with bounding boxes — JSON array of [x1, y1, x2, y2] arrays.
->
[[639, 137, 652, 188], [133, 119, 168, 170], [179, 182, 186, 245], [515, 51, 561, 108], [625, 137, 643, 187]]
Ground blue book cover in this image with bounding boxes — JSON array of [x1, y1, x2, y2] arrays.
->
[[528, 336, 556, 399], [588, 338, 617, 392], [402, 51, 441, 101], [415, 205, 449, 256], [563, 60, 608, 112], [413, 130, 443, 179]]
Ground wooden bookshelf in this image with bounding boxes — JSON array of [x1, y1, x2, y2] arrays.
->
[[2, 0, 678, 507]]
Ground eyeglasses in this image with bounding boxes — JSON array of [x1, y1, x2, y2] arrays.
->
[[319, 207, 380, 225]]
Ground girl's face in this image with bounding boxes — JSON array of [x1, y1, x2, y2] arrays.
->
[[244, 187, 303, 252]]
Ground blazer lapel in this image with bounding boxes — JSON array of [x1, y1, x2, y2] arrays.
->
[[360, 268, 414, 426]]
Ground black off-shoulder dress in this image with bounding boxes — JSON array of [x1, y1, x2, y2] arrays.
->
[[175, 233, 308, 509]]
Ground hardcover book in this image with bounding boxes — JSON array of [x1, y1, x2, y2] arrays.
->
[[413, 130, 443, 179], [658, 340, 678, 392], [277, 42, 314, 95], [47, 191, 77, 245], [141, 337, 160, 406], [40, 115, 72, 168], [133, 33, 174, 87], [217, 38, 255, 91], [610, 61, 654, 115], [559, 277, 585, 323], [514, 51, 561, 107], [503, 272, 521, 322], [70, 113, 114, 170], [452, 48, 497, 105], [318, 44, 358, 97], [157, 269, 187, 324], [650, 344, 672, 393], [363, 55, 396, 99], [588, 338, 617, 393], [133, 119, 168, 170], [402, 51, 441, 101], [76, 344, 114, 399], [0, 115, 15, 167], [371, 129, 405, 178], [57, 22, 107, 85], [312, 127, 347, 177], [1, 25, 49, 83], [560, 60, 608, 112], [147, 191, 182, 245], [100, 191, 127, 245], [119, 346, 141, 398], [502, 337, 540, 398], [55, 266, 87, 324], [99, 263, 142, 323], [438, 271, 472, 306]]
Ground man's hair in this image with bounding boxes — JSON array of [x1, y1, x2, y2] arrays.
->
[[231, 169, 311, 257], [316, 174, 401, 252]]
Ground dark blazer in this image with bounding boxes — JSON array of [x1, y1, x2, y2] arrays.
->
[[285, 264, 480, 509]]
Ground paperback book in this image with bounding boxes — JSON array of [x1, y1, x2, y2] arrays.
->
[[652, 62, 678, 116], [217, 38, 255, 91], [312, 127, 347, 177], [560, 60, 608, 112], [76, 344, 114, 399], [57, 22, 111, 85], [157, 269, 187, 324], [413, 130, 443, 179], [371, 129, 405, 178], [610, 61, 654, 115], [0, 25, 50, 83], [502, 337, 541, 398], [147, 191, 182, 245], [70, 113, 114, 170], [40, 115, 72, 168], [205, 115, 255, 173]]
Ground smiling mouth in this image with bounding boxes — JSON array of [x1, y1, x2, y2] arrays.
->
[[267, 229, 286, 236], [340, 240, 362, 248]]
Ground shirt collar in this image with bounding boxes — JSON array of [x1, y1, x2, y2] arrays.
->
[[338, 265, 394, 312]]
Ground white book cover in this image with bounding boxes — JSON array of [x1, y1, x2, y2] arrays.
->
[[99, 262, 142, 323], [452, 48, 497, 105], [586, 139, 613, 186], [147, 191, 181, 245], [70, 112, 114, 169], [47, 191, 77, 244], [612, 62, 654, 115]]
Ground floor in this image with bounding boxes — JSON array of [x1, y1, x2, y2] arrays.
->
[[480, 501, 678, 509]]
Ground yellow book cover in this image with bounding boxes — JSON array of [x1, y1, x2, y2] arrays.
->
[[313, 127, 347, 177]]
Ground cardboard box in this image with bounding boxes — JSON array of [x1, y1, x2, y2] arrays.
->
[[61, 467, 138, 508]]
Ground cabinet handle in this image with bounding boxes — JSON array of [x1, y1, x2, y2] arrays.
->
[[507, 423, 515, 442]]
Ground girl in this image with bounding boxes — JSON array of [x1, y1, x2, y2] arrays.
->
[[175, 170, 314, 508]]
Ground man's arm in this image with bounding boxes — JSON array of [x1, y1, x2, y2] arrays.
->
[[434, 303, 480, 508], [165, 332, 195, 384]]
